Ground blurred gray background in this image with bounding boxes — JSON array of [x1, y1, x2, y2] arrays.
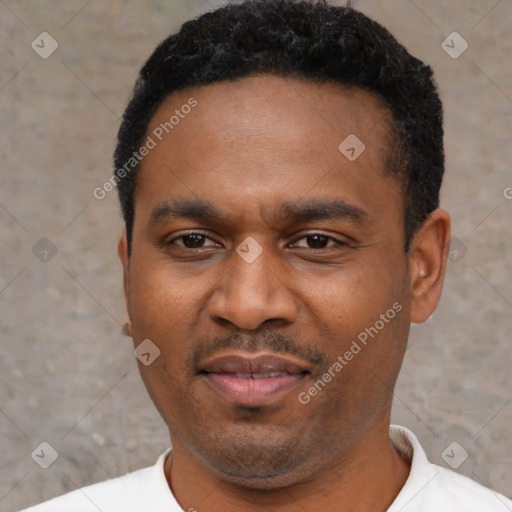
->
[[1, 0, 511, 509]]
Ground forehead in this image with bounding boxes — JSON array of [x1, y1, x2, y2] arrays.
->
[[150, 74, 394, 157], [134, 74, 402, 229]]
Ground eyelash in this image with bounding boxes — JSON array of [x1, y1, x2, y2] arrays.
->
[[166, 231, 347, 250]]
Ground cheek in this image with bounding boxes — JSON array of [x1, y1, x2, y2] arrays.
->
[[297, 258, 409, 394], [300, 258, 401, 329], [128, 258, 197, 328]]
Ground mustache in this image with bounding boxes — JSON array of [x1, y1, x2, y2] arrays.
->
[[189, 330, 328, 372]]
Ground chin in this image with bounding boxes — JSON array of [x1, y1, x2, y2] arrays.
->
[[191, 432, 319, 490], [207, 460, 314, 491]]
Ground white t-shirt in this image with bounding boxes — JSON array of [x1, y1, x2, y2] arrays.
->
[[20, 425, 512, 512]]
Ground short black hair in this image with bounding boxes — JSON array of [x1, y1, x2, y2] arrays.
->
[[114, 0, 444, 253]]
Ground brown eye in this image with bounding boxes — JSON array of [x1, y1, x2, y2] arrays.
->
[[292, 234, 343, 249], [168, 232, 218, 249], [305, 234, 330, 249], [180, 234, 207, 248]]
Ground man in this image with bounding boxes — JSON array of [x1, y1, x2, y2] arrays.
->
[[22, 0, 512, 510]]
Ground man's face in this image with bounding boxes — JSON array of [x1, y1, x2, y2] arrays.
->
[[122, 75, 414, 487]]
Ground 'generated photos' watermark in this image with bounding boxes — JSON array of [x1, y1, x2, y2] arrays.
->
[[298, 302, 403, 404], [93, 98, 197, 200]]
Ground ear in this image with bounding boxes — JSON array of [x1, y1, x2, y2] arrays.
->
[[408, 208, 451, 324], [118, 226, 131, 320]]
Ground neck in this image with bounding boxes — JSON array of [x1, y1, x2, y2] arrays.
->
[[164, 425, 410, 512]]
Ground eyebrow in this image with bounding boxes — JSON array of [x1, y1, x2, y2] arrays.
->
[[149, 199, 216, 225], [278, 199, 367, 224], [148, 198, 368, 227]]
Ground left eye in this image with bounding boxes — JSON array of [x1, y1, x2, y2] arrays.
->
[[291, 234, 342, 249]]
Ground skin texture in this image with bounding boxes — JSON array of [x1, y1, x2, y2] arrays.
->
[[118, 74, 451, 511]]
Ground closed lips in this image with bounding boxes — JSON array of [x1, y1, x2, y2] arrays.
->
[[199, 352, 310, 406], [198, 353, 310, 376], [233, 372, 292, 379]]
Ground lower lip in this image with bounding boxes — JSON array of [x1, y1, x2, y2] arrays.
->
[[203, 373, 305, 407]]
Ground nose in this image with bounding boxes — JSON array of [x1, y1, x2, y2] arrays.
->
[[208, 245, 298, 330]]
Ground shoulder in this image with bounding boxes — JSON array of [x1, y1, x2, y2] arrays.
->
[[412, 463, 512, 511], [435, 463, 511, 502], [389, 425, 512, 512], [20, 450, 179, 512]]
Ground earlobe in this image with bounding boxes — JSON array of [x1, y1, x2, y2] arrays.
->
[[409, 208, 451, 324], [122, 321, 132, 337]]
